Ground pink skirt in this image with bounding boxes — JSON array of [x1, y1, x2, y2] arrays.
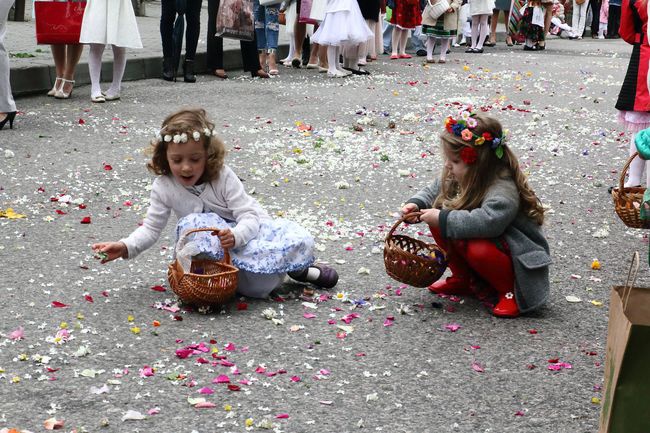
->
[[617, 110, 650, 132]]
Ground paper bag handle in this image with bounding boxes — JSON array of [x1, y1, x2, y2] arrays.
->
[[622, 251, 640, 311]]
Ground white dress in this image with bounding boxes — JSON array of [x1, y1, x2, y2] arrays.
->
[[311, 0, 373, 46], [79, 0, 143, 48], [469, 0, 496, 15]]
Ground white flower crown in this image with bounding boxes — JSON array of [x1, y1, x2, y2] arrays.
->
[[152, 127, 218, 145]]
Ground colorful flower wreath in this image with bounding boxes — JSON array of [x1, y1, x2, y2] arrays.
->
[[444, 108, 507, 164]]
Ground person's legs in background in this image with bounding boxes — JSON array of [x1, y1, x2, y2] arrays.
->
[[160, 0, 176, 80], [206, 0, 227, 78], [87, 43, 106, 102], [182, 0, 202, 82]]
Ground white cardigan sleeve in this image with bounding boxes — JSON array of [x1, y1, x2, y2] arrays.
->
[[120, 177, 172, 259]]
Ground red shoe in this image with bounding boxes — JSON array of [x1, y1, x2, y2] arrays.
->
[[390, 54, 399, 60], [399, 54, 412, 59], [492, 292, 520, 318], [428, 276, 473, 296]]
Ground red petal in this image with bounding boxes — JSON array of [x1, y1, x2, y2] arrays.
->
[[84, 295, 94, 303], [55, 210, 67, 215], [80, 216, 91, 224], [78, 204, 87, 209], [236, 302, 248, 310], [227, 384, 241, 391], [51, 301, 68, 308], [78, 118, 85, 125], [150, 285, 166, 292], [103, 164, 113, 171]]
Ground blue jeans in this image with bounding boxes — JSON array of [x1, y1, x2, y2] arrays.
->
[[253, 0, 280, 51]]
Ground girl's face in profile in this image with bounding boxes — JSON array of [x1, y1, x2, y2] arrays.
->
[[166, 139, 207, 186], [444, 146, 469, 183]]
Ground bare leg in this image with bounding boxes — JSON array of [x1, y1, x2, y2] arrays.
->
[[61, 44, 83, 96], [308, 42, 320, 65], [540, 5, 552, 46], [318, 44, 328, 68], [489, 10, 498, 43], [293, 21, 306, 66], [49, 45, 66, 95]]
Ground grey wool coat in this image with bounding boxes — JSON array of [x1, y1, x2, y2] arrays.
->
[[407, 176, 551, 313]]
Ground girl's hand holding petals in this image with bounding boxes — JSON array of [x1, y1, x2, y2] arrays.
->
[[419, 208, 440, 227], [218, 228, 235, 249], [401, 203, 420, 224], [91, 242, 128, 263]]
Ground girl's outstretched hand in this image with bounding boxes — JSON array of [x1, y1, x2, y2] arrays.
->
[[92, 241, 128, 264], [401, 203, 420, 223], [216, 228, 235, 249], [419, 208, 441, 227]]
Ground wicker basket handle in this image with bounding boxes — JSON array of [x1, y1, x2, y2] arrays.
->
[[386, 211, 425, 240], [619, 151, 640, 192], [176, 227, 232, 264]]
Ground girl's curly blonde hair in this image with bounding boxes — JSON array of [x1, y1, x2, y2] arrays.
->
[[147, 108, 226, 183]]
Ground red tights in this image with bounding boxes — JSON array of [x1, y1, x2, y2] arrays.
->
[[430, 226, 519, 317]]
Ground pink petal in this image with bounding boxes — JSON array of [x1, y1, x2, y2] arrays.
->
[[9, 326, 24, 340], [44, 417, 65, 430], [198, 387, 214, 394], [471, 362, 485, 373], [195, 401, 217, 408], [175, 349, 193, 359], [383, 317, 394, 327], [290, 376, 301, 382], [147, 407, 161, 415], [303, 313, 317, 319], [213, 374, 230, 384], [150, 285, 166, 292], [239, 378, 252, 385], [224, 342, 236, 351], [275, 413, 290, 419], [255, 366, 266, 374], [445, 323, 461, 332]]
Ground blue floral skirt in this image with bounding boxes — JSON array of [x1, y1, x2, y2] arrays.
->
[[175, 213, 315, 298]]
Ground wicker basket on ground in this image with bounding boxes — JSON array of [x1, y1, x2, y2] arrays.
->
[[168, 227, 238, 305]]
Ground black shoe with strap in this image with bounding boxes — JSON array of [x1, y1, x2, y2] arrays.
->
[[162, 57, 174, 82]]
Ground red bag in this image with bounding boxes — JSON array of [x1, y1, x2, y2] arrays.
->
[[34, 1, 87, 45]]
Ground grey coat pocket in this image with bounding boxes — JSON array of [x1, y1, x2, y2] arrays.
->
[[516, 250, 552, 270]]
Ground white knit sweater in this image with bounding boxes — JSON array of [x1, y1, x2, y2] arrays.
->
[[120, 165, 270, 259]]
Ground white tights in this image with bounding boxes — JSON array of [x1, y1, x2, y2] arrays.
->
[[88, 44, 126, 98], [471, 14, 489, 49], [626, 133, 649, 187], [326, 45, 345, 74], [391, 27, 409, 55]]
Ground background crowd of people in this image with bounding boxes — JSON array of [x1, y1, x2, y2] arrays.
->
[[0, 0, 627, 131]]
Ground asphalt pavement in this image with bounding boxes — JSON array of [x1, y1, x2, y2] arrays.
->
[[0, 35, 641, 433]]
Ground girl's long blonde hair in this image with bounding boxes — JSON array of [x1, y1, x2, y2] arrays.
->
[[433, 114, 545, 225]]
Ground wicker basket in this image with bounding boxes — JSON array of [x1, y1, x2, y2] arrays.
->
[[612, 152, 650, 229], [168, 227, 239, 305], [384, 212, 447, 288]]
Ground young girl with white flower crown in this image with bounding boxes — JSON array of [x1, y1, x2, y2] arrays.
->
[[92, 108, 338, 298], [400, 109, 550, 317]]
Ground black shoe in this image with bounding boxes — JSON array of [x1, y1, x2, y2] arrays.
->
[[523, 44, 537, 51], [0, 111, 16, 130], [474, 48, 484, 53], [536, 43, 546, 50], [291, 57, 301, 68], [183, 60, 196, 83], [162, 57, 174, 82], [484, 41, 496, 47], [465, 47, 475, 53], [416, 49, 427, 56], [342, 67, 370, 75]]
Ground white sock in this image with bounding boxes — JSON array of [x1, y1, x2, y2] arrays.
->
[[476, 15, 489, 49], [471, 16, 480, 48], [439, 38, 450, 61], [425, 37, 435, 60], [326, 45, 339, 74], [627, 133, 645, 187], [306, 267, 321, 281], [106, 45, 126, 97], [88, 43, 105, 97]]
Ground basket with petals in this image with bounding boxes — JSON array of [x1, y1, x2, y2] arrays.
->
[[384, 212, 447, 287], [168, 227, 238, 305], [612, 152, 650, 229]]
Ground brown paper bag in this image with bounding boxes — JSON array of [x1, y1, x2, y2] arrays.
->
[[599, 252, 650, 433]]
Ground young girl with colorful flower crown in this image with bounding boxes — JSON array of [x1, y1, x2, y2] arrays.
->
[[92, 108, 338, 298], [400, 109, 550, 317]]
